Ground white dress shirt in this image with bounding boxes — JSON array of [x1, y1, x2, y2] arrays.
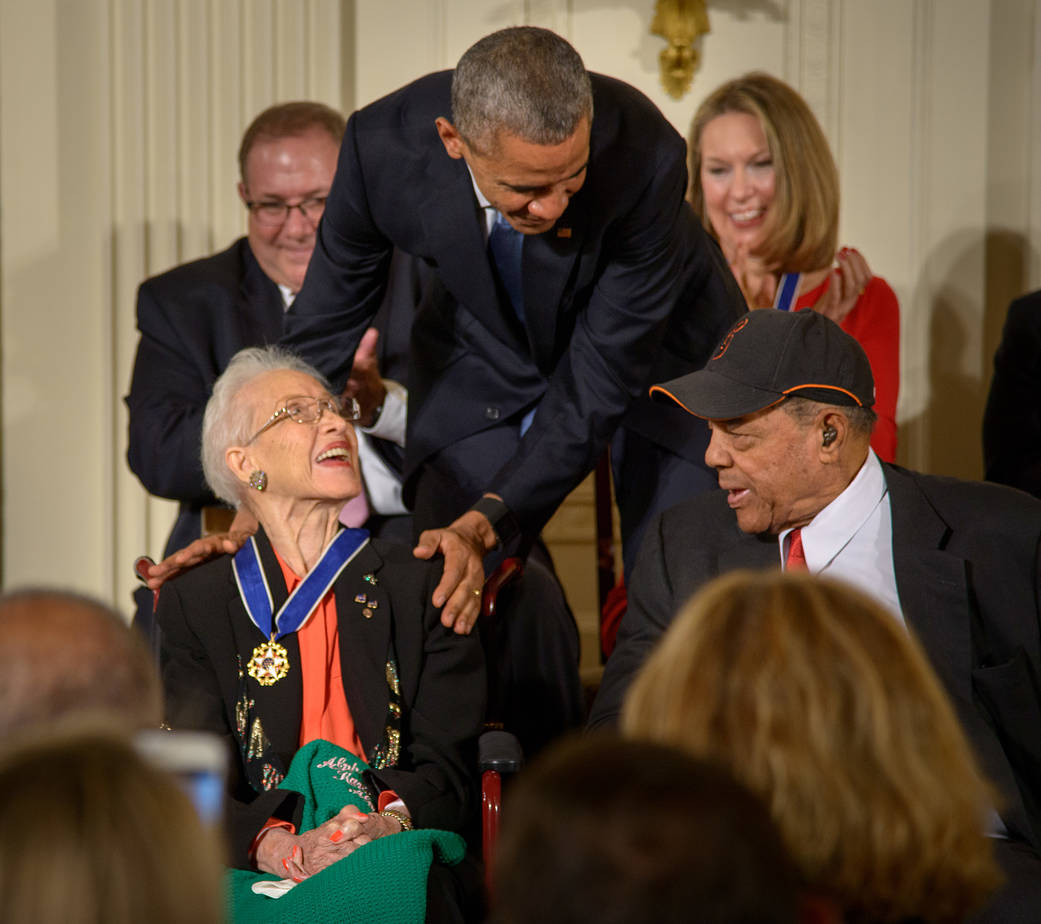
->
[[778, 450, 1006, 834], [778, 450, 903, 625]]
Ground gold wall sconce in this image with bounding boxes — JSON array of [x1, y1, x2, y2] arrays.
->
[[651, 0, 711, 99]]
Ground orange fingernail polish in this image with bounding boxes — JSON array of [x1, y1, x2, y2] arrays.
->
[[329, 830, 343, 843]]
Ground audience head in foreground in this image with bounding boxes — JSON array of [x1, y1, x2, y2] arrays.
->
[[0, 588, 160, 738], [0, 725, 225, 924], [491, 734, 801, 924], [623, 570, 1002, 923]]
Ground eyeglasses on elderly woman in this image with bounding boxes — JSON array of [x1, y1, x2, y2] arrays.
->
[[247, 394, 361, 444]]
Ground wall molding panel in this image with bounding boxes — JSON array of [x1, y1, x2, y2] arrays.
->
[[1, 0, 345, 609]]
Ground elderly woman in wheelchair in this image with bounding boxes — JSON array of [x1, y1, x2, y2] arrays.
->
[[157, 345, 485, 922]]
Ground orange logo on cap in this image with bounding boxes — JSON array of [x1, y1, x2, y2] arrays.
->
[[712, 317, 749, 361]]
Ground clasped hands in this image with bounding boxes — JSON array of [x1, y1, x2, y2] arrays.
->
[[727, 242, 871, 323], [256, 806, 406, 881]]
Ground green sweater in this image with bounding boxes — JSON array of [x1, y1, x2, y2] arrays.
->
[[228, 739, 466, 924]]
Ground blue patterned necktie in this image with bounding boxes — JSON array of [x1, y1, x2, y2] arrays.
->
[[488, 210, 525, 323], [487, 210, 536, 434]]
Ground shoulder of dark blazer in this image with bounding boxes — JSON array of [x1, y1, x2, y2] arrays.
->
[[883, 461, 1041, 534], [657, 488, 741, 540], [1006, 288, 1041, 323], [158, 535, 445, 611], [157, 551, 238, 614], [138, 237, 257, 302]]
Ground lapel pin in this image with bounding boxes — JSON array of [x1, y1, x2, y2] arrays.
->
[[363, 573, 378, 585], [354, 593, 367, 604], [363, 607, 374, 619], [556, 227, 572, 239]]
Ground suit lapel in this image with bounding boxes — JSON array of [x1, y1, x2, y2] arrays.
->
[[886, 466, 1029, 829], [419, 158, 528, 354], [332, 542, 392, 755], [887, 467, 974, 706], [524, 201, 588, 373], [238, 241, 285, 346]]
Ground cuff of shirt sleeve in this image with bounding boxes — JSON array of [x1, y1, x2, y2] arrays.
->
[[469, 495, 521, 546], [377, 791, 404, 813], [249, 817, 296, 863], [363, 379, 407, 447]]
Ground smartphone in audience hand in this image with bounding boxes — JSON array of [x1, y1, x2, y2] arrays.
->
[[136, 729, 226, 825]]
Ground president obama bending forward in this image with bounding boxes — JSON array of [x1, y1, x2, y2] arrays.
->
[[590, 309, 1041, 923]]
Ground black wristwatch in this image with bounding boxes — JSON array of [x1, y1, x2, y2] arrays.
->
[[470, 495, 521, 546]]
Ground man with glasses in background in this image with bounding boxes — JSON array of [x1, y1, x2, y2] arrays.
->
[[126, 102, 412, 620]]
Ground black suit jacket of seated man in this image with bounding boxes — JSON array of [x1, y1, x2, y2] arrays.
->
[[590, 462, 1041, 920]]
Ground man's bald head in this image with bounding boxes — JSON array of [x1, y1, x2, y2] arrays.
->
[[0, 590, 161, 737]]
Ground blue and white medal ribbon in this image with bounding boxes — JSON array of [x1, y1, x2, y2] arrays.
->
[[773, 273, 801, 312], [234, 528, 369, 686]]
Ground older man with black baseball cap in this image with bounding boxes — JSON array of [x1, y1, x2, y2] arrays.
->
[[590, 308, 1041, 923]]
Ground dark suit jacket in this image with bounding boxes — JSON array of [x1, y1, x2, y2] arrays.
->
[[157, 527, 485, 867], [590, 462, 1041, 853], [125, 238, 417, 556], [284, 70, 743, 538], [984, 289, 1041, 498], [126, 238, 283, 554]]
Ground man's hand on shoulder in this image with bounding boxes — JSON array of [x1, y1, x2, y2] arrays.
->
[[413, 506, 499, 635], [142, 508, 257, 590]]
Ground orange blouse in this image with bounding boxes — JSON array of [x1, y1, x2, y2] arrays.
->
[[274, 550, 367, 760]]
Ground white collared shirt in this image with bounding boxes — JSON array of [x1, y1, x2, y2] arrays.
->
[[778, 450, 904, 625], [468, 166, 501, 238], [778, 451, 1008, 836]]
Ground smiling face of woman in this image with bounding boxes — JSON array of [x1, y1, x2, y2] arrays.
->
[[232, 369, 362, 507], [698, 111, 777, 261]]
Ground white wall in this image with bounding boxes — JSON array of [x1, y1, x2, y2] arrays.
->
[[1, 0, 1039, 636]]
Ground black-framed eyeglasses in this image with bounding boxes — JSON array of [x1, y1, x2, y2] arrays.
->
[[244, 196, 327, 227], [247, 395, 361, 444]]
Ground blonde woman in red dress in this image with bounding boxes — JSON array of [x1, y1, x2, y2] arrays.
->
[[689, 72, 899, 461]]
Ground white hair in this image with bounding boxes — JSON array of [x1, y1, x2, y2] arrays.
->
[[201, 346, 331, 505]]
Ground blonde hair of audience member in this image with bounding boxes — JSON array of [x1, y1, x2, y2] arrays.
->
[[688, 71, 838, 274], [622, 571, 1002, 924], [0, 725, 225, 924]]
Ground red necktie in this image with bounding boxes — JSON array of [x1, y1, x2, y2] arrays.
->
[[785, 528, 808, 572]]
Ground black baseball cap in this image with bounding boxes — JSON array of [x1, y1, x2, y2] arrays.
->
[[650, 309, 875, 419]]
